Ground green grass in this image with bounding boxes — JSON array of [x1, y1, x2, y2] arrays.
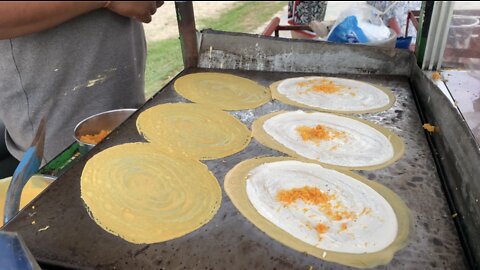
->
[[145, 39, 183, 97], [144, 1, 287, 98], [198, 1, 287, 33]]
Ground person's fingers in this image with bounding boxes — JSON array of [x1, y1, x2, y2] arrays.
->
[[150, 2, 157, 15], [156, 1, 164, 8], [133, 11, 151, 23], [142, 13, 152, 23]]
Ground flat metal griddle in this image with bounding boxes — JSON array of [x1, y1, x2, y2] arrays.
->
[[3, 67, 468, 269]]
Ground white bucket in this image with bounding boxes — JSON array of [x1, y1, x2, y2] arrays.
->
[[364, 29, 398, 48]]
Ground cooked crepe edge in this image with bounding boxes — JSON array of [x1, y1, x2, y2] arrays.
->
[[224, 156, 411, 268]]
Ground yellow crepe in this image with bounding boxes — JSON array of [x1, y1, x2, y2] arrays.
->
[[0, 175, 52, 226], [252, 110, 405, 171], [136, 103, 251, 160], [270, 77, 396, 114], [174, 72, 271, 110], [224, 156, 411, 268], [81, 143, 222, 244]]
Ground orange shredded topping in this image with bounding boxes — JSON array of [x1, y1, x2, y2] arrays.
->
[[321, 205, 357, 221], [296, 81, 309, 87], [296, 79, 345, 94], [79, 129, 111, 145], [422, 123, 436, 133], [335, 210, 356, 221], [277, 186, 334, 205], [311, 80, 343, 94], [340, 223, 348, 232], [296, 125, 346, 143], [316, 223, 329, 234], [277, 186, 357, 238]]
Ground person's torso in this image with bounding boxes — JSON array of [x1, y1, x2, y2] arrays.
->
[[0, 9, 146, 162]]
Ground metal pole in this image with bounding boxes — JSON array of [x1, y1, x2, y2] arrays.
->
[[175, 1, 198, 69], [416, 1, 435, 66]]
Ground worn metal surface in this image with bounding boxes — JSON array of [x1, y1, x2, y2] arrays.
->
[[442, 70, 480, 142], [411, 66, 480, 269], [2, 67, 467, 269], [198, 30, 413, 76], [0, 231, 40, 270], [197, 31, 478, 268]]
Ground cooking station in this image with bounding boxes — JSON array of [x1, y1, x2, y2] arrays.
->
[[2, 3, 479, 270]]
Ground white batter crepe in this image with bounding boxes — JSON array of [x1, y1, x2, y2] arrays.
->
[[252, 110, 404, 170], [246, 160, 398, 253], [271, 77, 395, 113], [224, 157, 411, 268]]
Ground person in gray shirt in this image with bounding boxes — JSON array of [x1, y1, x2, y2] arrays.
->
[[0, 1, 163, 165]]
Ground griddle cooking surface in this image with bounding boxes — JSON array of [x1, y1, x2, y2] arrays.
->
[[3, 68, 467, 269]]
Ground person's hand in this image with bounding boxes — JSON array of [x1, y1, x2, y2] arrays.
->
[[107, 1, 164, 23]]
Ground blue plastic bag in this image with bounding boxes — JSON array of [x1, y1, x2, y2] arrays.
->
[[327, 16, 369, 44], [396, 36, 413, 49]]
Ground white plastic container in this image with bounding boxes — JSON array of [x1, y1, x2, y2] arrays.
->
[[365, 29, 397, 48]]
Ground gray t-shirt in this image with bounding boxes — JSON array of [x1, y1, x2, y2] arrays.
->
[[0, 9, 146, 162]]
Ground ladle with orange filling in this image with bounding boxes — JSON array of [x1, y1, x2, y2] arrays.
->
[[79, 129, 111, 145]]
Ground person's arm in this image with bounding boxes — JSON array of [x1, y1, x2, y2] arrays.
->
[[0, 2, 106, 40], [0, 1, 161, 40]]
